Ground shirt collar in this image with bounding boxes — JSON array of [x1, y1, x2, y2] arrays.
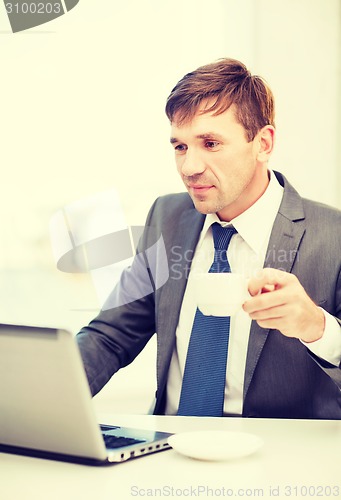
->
[[200, 170, 284, 255]]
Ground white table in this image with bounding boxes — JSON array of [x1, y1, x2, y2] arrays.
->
[[0, 414, 340, 500]]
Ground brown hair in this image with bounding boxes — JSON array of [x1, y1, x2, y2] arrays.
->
[[165, 58, 275, 142]]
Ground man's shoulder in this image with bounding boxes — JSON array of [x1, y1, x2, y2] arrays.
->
[[144, 192, 201, 234], [298, 193, 341, 244], [155, 192, 194, 209], [302, 196, 341, 222], [276, 170, 341, 223], [149, 192, 195, 220]]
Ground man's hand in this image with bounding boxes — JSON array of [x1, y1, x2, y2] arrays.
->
[[242, 268, 325, 343]]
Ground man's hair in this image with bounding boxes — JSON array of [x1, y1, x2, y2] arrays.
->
[[165, 58, 275, 142]]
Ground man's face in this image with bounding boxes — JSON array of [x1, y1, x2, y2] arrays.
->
[[170, 104, 270, 221]]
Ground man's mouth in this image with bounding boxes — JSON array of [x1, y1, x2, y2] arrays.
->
[[187, 184, 214, 194]]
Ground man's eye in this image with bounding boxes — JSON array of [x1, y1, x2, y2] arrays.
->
[[174, 144, 187, 153], [205, 141, 219, 149]]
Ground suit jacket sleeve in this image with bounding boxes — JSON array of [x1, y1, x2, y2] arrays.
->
[[76, 198, 162, 397], [306, 209, 341, 388], [288, 198, 341, 388]]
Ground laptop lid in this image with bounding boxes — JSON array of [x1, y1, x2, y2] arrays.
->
[[0, 324, 171, 465]]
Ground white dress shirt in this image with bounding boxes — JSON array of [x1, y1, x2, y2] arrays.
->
[[165, 171, 341, 416]]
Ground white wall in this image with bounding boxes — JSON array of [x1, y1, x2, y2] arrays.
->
[[255, 0, 341, 207], [0, 0, 340, 412]]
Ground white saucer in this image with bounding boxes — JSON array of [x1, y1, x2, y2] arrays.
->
[[168, 430, 263, 461]]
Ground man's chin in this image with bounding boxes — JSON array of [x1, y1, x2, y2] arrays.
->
[[191, 199, 218, 215]]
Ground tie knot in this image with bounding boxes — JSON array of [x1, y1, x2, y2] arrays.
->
[[211, 222, 237, 251]]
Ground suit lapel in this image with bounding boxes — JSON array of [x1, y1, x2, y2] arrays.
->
[[156, 205, 205, 391], [243, 172, 306, 401]]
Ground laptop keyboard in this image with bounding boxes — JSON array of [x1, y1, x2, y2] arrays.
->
[[102, 434, 146, 449], [100, 424, 120, 432], [100, 424, 146, 449]]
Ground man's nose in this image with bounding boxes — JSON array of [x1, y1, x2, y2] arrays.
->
[[179, 149, 206, 177]]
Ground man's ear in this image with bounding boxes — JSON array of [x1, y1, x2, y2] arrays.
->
[[256, 125, 275, 162]]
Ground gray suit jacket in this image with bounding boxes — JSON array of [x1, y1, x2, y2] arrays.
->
[[77, 171, 341, 419]]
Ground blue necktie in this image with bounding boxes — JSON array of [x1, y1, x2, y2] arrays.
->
[[177, 223, 237, 417]]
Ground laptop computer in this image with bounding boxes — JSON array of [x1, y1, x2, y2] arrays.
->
[[0, 323, 172, 465]]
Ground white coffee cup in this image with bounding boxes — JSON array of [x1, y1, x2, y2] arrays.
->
[[192, 273, 250, 316]]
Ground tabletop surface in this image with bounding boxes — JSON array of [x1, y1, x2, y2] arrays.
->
[[1, 413, 340, 500]]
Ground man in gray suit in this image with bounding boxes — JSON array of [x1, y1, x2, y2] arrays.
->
[[77, 58, 341, 419]]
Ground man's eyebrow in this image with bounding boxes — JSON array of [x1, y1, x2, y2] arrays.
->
[[196, 133, 225, 141], [170, 133, 225, 144]]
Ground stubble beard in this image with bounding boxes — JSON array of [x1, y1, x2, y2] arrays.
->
[[191, 192, 231, 215]]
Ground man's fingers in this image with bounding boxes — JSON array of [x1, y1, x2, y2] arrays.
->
[[243, 288, 286, 314], [247, 268, 295, 296], [247, 304, 290, 320]]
